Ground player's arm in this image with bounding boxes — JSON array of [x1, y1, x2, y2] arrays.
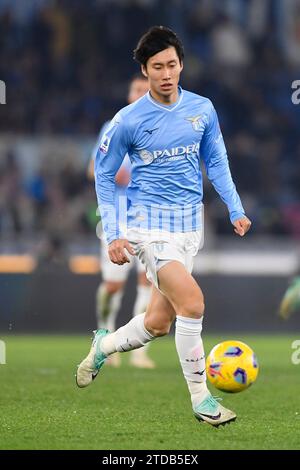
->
[[201, 102, 251, 236], [88, 122, 130, 186], [87, 158, 95, 181], [88, 120, 113, 182], [88, 140, 130, 185], [95, 113, 135, 264]]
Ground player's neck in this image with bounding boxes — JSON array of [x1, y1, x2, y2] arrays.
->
[[149, 88, 179, 105]]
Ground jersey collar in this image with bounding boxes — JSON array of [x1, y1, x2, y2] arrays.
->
[[147, 86, 183, 112]]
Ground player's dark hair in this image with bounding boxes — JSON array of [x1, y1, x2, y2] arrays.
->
[[133, 26, 184, 67]]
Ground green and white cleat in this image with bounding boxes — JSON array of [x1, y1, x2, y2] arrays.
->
[[193, 394, 236, 427], [76, 329, 109, 388]]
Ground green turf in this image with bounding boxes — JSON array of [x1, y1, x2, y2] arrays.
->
[[0, 334, 299, 450]]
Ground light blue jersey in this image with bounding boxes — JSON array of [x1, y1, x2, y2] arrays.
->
[[95, 87, 245, 244], [91, 121, 131, 203]]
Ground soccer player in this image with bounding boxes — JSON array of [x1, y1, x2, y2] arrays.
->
[[279, 275, 300, 319], [77, 26, 251, 426], [88, 75, 155, 368]]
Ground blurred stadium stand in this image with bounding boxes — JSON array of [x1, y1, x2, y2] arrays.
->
[[0, 0, 300, 332]]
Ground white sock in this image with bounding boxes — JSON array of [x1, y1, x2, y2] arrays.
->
[[96, 284, 123, 331], [175, 315, 209, 407], [101, 312, 154, 355], [132, 285, 152, 354]]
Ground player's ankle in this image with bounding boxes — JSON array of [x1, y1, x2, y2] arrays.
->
[[100, 332, 116, 356], [190, 383, 210, 407]]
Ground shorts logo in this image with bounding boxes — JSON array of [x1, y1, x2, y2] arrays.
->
[[185, 115, 202, 131], [155, 242, 164, 253], [100, 135, 111, 154]]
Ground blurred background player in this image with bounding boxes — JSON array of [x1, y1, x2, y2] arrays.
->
[[279, 273, 300, 320], [87, 74, 155, 369]]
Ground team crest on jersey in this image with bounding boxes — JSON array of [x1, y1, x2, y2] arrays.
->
[[185, 115, 202, 132], [100, 135, 111, 154]]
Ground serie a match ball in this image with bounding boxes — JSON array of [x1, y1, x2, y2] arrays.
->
[[206, 340, 259, 393]]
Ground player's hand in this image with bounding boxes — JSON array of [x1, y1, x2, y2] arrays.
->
[[233, 217, 252, 237], [108, 239, 135, 265]]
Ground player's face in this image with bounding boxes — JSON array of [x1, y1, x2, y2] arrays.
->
[[127, 78, 149, 104], [142, 46, 183, 104]]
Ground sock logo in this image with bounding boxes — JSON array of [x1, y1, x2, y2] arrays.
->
[[186, 355, 205, 363], [193, 369, 206, 376], [119, 339, 137, 352]]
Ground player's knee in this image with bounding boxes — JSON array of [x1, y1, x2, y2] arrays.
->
[[147, 325, 170, 337], [144, 316, 171, 337], [105, 281, 124, 295], [180, 298, 205, 319]]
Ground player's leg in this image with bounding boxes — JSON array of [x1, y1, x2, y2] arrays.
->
[[130, 270, 156, 369], [96, 240, 130, 366], [76, 283, 174, 388], [279, 275, 300, 319], [97, 239, 128, 330], [96, 280, 124, 367], [157, 260, 208, 403], [100, 283, 175, 353], [96, 280, 124, 331], [157, 260, 236, 426]]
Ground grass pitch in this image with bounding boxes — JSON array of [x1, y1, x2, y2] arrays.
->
[[0, 334, 299, 450]]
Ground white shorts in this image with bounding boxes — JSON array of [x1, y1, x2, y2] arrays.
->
[[100, 237, 146, 282], [127, 228, 203, 290]]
